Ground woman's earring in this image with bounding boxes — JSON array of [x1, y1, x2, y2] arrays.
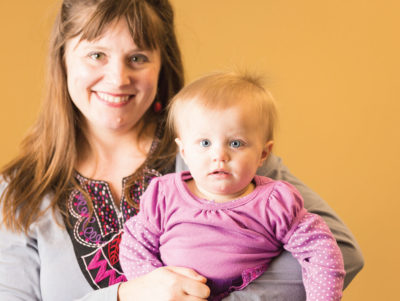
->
[[153, 100, 162, 113]]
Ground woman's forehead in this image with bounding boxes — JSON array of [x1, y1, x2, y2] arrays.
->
[[65, 17, 157, 54], [73, 5, 161, 51]]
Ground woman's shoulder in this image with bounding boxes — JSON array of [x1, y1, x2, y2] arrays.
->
[[256, 153, 283, 179], [0, 173, 55, 227], [174, 154, 188, 172]]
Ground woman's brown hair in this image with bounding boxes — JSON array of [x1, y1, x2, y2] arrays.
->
[[1, 0, 183, 233]]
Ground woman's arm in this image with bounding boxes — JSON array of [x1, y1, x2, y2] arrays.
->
[[76, 267, 210, 301], [0, 202, 120, 301], [0, 222, 42, 300], [74, 285, 120, 301], [0, 179, 41, 300]]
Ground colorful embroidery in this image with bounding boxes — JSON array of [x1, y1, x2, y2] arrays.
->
[[82, 234, 127, 288], [65, 167, 162, 290]]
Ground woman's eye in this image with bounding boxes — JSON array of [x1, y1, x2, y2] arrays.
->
[[89, 52, 104, 60], [130, 54, 149, 64], [200, 139, 211, 147], [230, 140, 243, 148]]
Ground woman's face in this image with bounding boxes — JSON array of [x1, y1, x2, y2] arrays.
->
[[64, 18, 161, 135]]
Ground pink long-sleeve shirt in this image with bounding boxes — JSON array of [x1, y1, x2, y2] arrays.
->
[[120, 172, 345, 300]]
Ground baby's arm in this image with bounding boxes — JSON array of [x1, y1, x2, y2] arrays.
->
[[258, 154, 363, 287], [268, 180, 345, 300], [284, 213, 345, 301], [120, 214, 163, 279], [120, 179, 164, 279]]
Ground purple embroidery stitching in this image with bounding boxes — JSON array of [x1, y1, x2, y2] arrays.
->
[[69, 191, 107, 247]]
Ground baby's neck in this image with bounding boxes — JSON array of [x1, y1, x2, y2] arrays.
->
[[186, 180, 255, 203]]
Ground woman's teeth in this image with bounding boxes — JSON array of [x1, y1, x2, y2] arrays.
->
[[97, 92, 130, 104]]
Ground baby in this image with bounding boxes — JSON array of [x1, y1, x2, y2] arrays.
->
[[120, 71, 345, 300]]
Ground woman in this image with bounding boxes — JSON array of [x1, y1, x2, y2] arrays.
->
[[0, 0, 363, 300]]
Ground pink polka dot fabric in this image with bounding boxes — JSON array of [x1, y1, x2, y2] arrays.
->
[[285, 213, 345, 300], [120, 217, 163, 278]]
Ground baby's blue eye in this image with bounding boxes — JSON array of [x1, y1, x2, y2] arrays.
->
[[200, 139, 211, 147], [230, 140, 242, 148]]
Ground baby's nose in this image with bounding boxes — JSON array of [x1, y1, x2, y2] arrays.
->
[[212, 146, 229, 162]]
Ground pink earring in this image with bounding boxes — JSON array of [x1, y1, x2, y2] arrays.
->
[[153, 100, 162, 113]]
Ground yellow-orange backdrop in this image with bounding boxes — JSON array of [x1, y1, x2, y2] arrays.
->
[[0, 1, 399, 300]]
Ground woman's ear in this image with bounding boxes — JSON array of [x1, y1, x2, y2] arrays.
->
[[259, 140, 274, 166]]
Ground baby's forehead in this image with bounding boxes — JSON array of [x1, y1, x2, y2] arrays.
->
[[177, 101, 263, 130], [179, 98, 259, 117]]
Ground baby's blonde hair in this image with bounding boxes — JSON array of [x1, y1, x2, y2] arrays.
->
[[167, 71, 278, 142]]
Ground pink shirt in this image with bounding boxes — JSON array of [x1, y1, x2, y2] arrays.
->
[[120, 172, 345, 300]]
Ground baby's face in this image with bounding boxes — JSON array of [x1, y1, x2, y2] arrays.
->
[[175, 100, 272, 202]]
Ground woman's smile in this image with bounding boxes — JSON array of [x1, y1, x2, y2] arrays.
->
[[95, 91, 134, 107]]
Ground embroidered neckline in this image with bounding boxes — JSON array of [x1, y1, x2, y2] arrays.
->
[[63, 123, 165, 289], [65, 166, 163, 289]]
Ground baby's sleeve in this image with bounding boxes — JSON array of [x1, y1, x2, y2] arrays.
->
[[267, 181, 345, 300], [283, 212, 345, 300], [266, 181, 308, 243], [119, 178, 165, 279], [268, 182, 345, 301]]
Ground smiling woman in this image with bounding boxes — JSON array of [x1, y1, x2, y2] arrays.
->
[[0, 0, 363, 301], [65, 18, 161, 137]]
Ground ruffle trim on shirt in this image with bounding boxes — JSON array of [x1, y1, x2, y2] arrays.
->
[[209, 264, 268, 301]]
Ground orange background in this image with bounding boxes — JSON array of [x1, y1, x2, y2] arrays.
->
[[1, 1, 399, 300]]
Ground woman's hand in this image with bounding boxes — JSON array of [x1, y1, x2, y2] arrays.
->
[[118, 266, 210, 301]]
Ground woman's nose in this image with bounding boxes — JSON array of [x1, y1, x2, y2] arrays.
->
[[106, 60, 132, 86]]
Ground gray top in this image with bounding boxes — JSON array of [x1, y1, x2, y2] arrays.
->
[[0, 154, 364, 300]]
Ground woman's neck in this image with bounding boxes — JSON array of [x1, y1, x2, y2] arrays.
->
[[76, 121, 156, 203]]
